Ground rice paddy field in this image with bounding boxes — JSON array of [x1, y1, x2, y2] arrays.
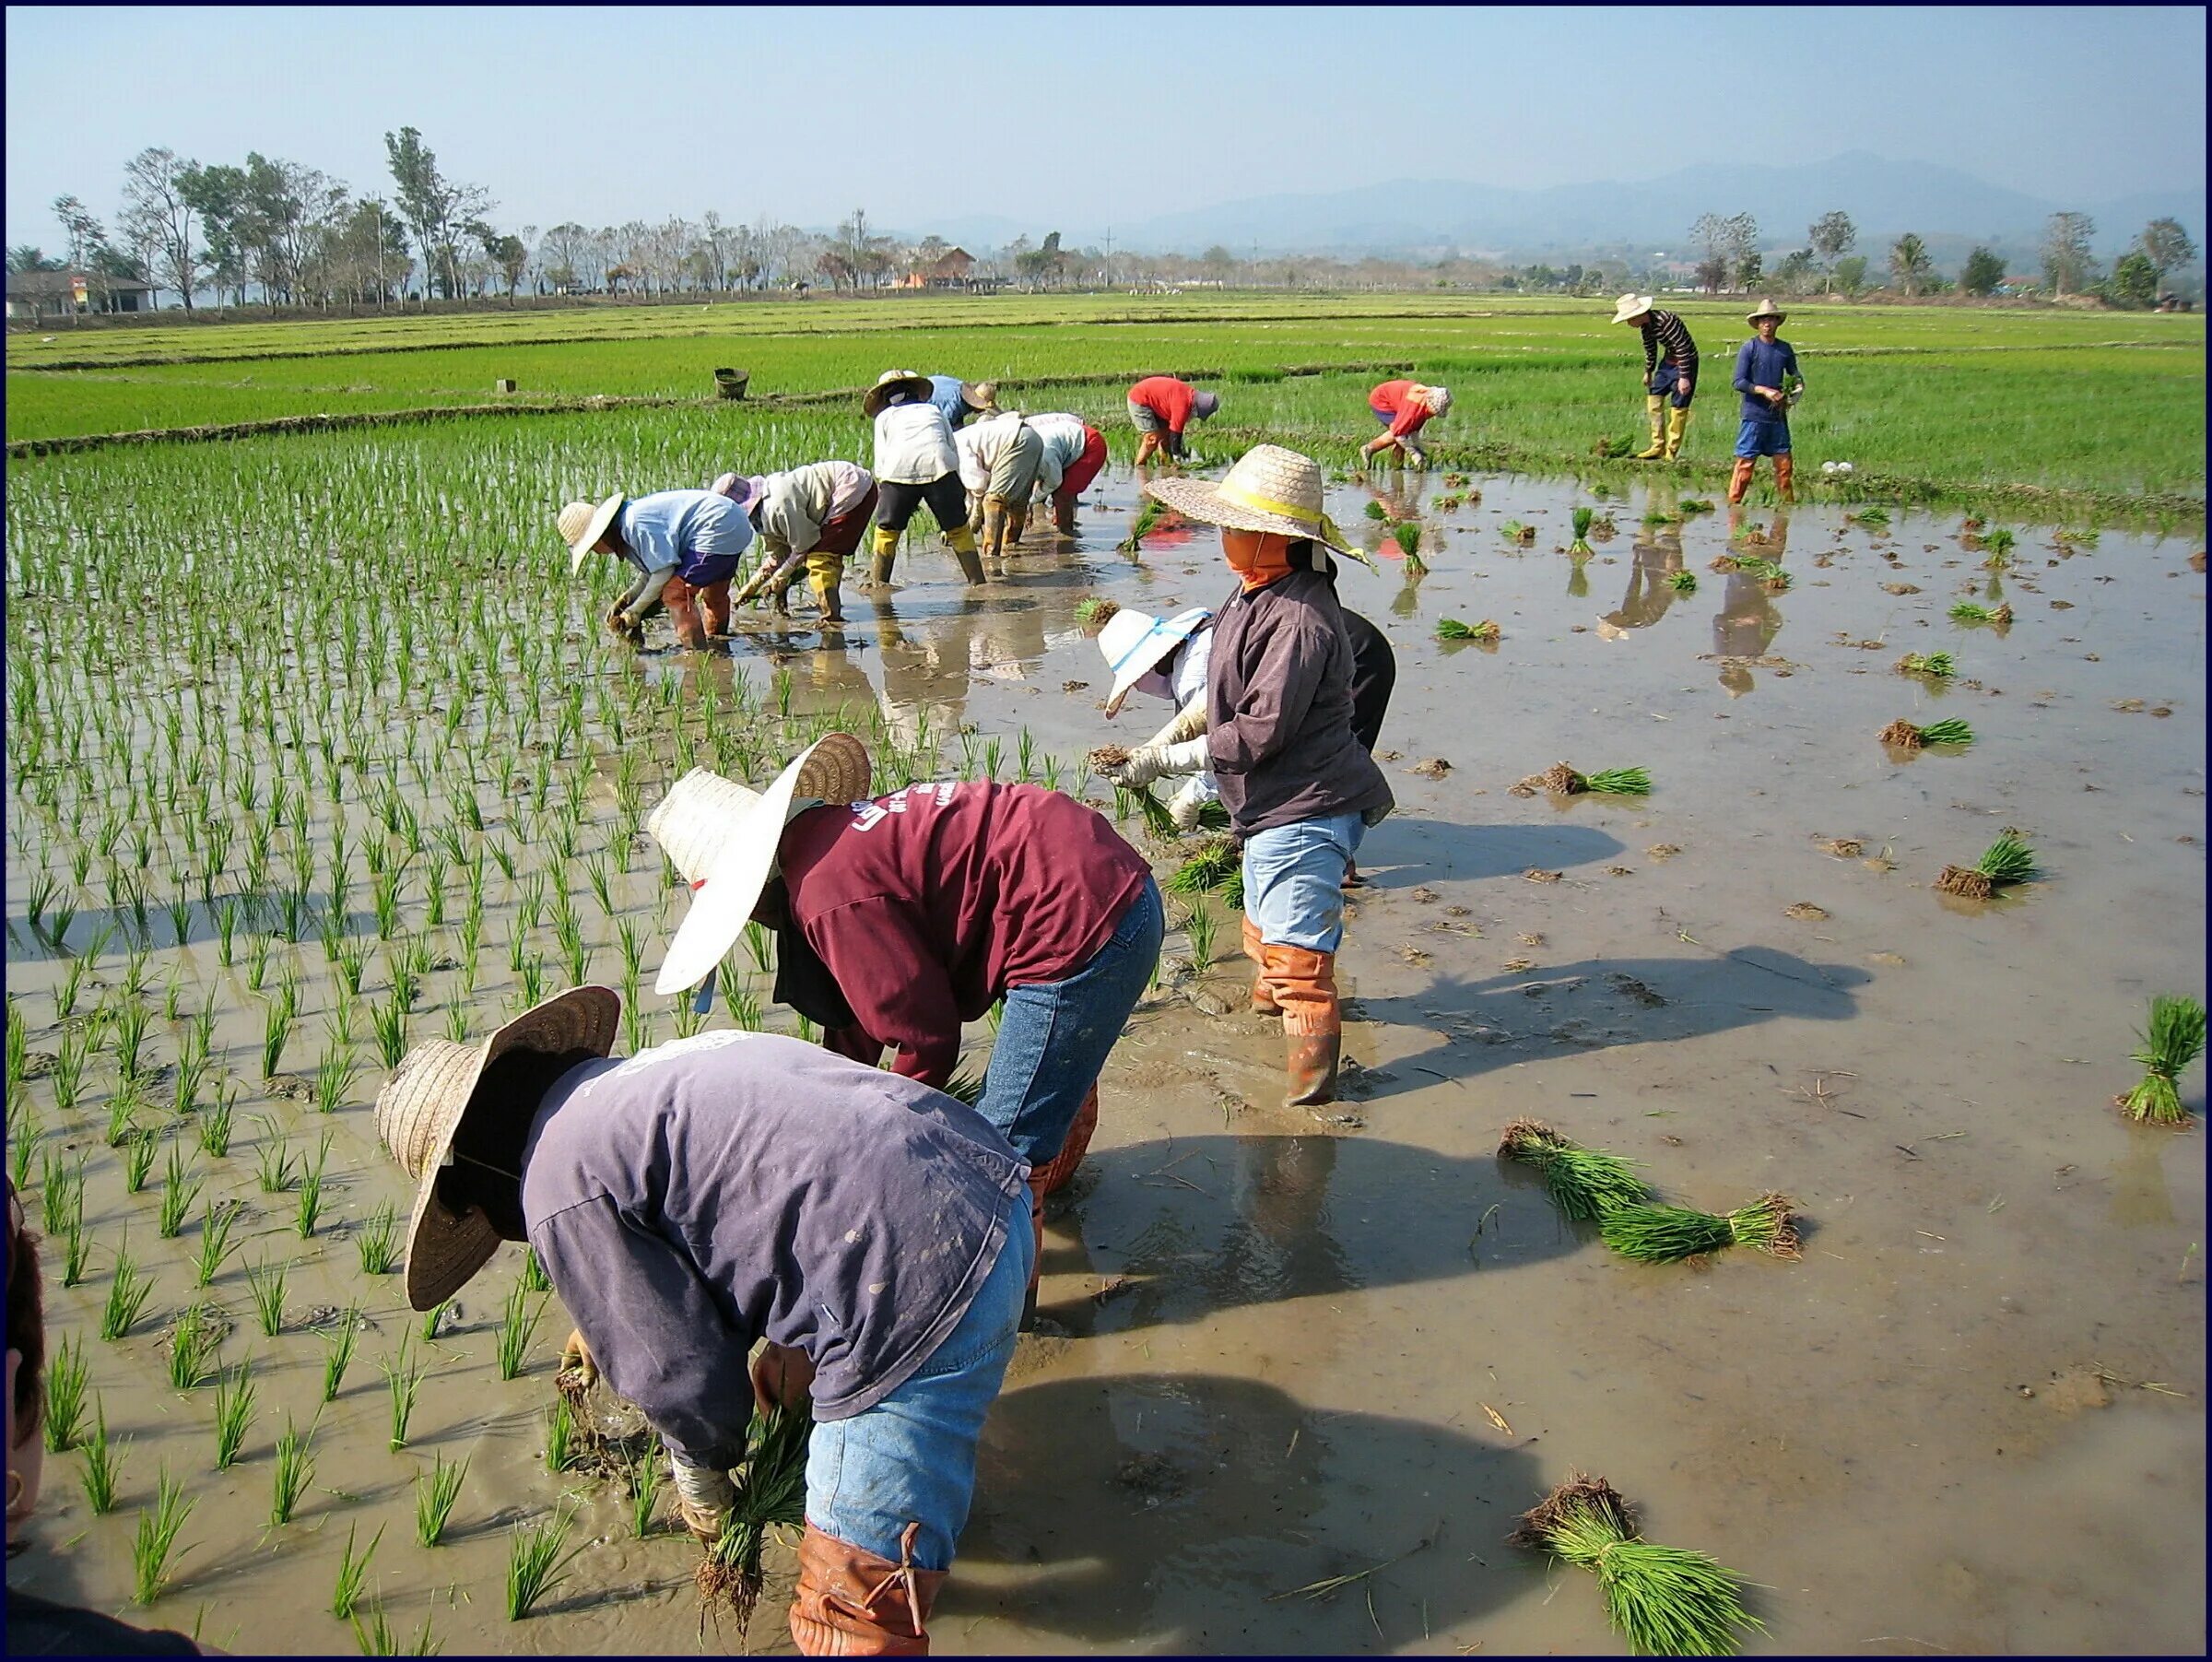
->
[[3, 291, 2204, 1655]]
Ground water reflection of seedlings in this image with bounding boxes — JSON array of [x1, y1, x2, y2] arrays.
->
[[2112, 996, 2206, 1126]]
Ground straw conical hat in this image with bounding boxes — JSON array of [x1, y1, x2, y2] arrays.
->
[[1746, 298, 1787, 324], [1097, 606, 1212, 717], [373, 986, 621, 1312], [649, 735, 875, 995], [558, 494, 624, 574], [1611, 293, 1653, 324], [863, 369, 935, 418], [1143, 444, 1351, 553]]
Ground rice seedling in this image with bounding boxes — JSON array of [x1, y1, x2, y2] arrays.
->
[[371, 865, 402, 940], [80, 1397, 123, 1513], [1592, 432, 1637, 459], [1390, 521, 1422, 562], [522, 1246, 552, 1293], [131, 1463, 196, 1606], [168, 1302, 219, 1390], [316, 1034, 360, 1115], [112, 997, 151, 1082], [246, 1255, 290, 1337], [497, 1280, 547, 1380], [1568, 507, 1595, 555], [1117, 496, 1167, 553], [1947, 600, 2014, 627], [352, 1201, 403, 1276], [243, 931, 274, 993], [36, 1144, 79, 1234], [418, 1294, 454, 1343], [1981, 527, 2017, 567], [271, 1413, 315, 1526], [158, 1143, 204, 1238], [1074, 595, 1121, 629], [630, 1437, 665, 1538], [124, 1128, 160, 1193], [192, 1200, 242, 1287], [1184, 899, 1218, 968], [1363, 500, 1388, 521], [1498, 1118, 1651, 1220], [2113, 995, 2206, 1126], [1877, 717, 1974, 749], [371, 990, 408, 1069], [334, 934, 369, 996], [415, 1448, 469, 1548], [1512, 1472, 1762, 1656], [506, 1504, 583, 1621], [696, 1402, 812, 1634], [11, 1112, 43, 1193], [1935, 832, 2036, 900], [212, 1358, 256, 1469], [254, 1124, 299, 1195], [1436, 617, 1500, 642], [43, 1331, 88, 1452], [261, 980, 299, 1079], [331, 1522, 385, 1621], [1894, 651, 1956, 679], [1531, 762, 1653, 796], [214, 898, 240, 965], [380, 1335, 425, 1452], [544, 1396, 576, 1475], [53, 955, 88, 1022], [1166, 837, 1241, 899], [1665, 569, 1698, 593], [62, 1210, 92, 1287], [298, 1133, 334, 1236], [1500, 519, 1537, 544], [322, 1312, 360, 1402], [197, 1084, 237, 1159], [743, 919, 774, 975], [1848, 506, 1892, 532], [1599, 1193, 1802, 1262]]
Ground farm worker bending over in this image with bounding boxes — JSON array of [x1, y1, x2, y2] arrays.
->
[[1359, 380, 1453, 469], [560, 489, 754, 650], [712, 461, 879, 626], [647, 735, 1165, 1320], [865, 371, 985, 586], [954, 410, 1046, 562], [1027, 411, 1110, 535], [1612, 292, 1700, 460], [1126, 374, 1220, 466], [371, 991, 1030, 1656], [927, 375, 998, 430], [1729, 299, 1802, 505], [1099, 446, 1394, 1108]]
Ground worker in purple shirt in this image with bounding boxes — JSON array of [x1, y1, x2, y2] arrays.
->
[[1729, 299, 1803, 504], [372, 990, 1030, 1655]]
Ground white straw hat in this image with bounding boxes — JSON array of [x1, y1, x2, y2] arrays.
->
[[1098, 606, 1212, 717], [649, 735, 875, 995], [1142, 443, 1351, 553], [559, 494, 624, 574], [372, 986, 621, 1311], [1746, 298, 1786, 324], [964, 381, 999, 410], [1611, 293, 1654, 324], [863, 369, 935, 418]]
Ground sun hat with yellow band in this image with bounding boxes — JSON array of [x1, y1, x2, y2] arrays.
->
[[1140, 444, 1353, 555]]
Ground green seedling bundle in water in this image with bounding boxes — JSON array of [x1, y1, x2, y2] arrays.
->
[[1936, 832, 2036, 900], [1599, 1194, 1802, 1263], [1895, 651, 1956, 680], [1569, 507, 1596, 555], [2113, 995, 2206, 1126], [1512, 1472, 1762, 1656], [1499, 1119, 1651, 1220], [1980, 527, 2017, 567], [1532, 762, 1653, 797], [1948, 600, 2013, 627], [1166, 838, 1241, 902], [1436, 618, 1500, 642], [697, 1402, 813, 1635], [1665, 570, 1698, 594], [1878, 717, 1973, 750]]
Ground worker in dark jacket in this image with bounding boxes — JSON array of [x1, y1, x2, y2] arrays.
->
[[1729, 299, 1803, 504], [1101, 445, 1393, 1107]]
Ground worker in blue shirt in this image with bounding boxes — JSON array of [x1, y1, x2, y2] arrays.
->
[[1729, 300, 1803, 504], [927, 375, 997, 430]]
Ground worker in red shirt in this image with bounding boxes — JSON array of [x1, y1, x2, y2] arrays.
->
[[649, 735, 1165, 1321], [1359, 380, 1452, 469], [1126, 375, 1220, 466]]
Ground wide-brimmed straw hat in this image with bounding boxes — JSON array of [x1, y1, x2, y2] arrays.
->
[[373, 986, 620, 1311], [863, 369, 936, 418], [649, 735, 875, 995], [709, 472, 765, 509], [1098, 606, 1213, 717], [963, 381, 999, 411], [1611, 293, 1653, 324], [1142, 443, 1351, 554], [1746, 298, 1787, 324], [559, 494, 625, 574]]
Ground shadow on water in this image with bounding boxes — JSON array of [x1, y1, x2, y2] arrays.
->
[[1359, 815, 1626, 885], [1348, 947, 1870, 1096], [963, 1371, 1544, 1652]]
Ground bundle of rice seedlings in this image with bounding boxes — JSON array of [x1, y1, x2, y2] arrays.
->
[[1512, 1473, 1763, 1656], [1592, 433, 1638, 459], [1877, 717, 1974, 749], [1848, 506, 1892, 532], [1569, 508, 1596, 556], [1072, 596, 1120, 630], [2112, 995, 2206, 1126], [1935, 832, 2035, 900], [1677, 498, 1715, 514], [1540, 763, 1653, 797], [1116, 498, 1169, 554], [1599, 1194, 1801, 1262], [1391, 522, 1422, 558], [1947, 601, 2014, 626], [940, 1068, 986, 1107], [1498, 1119, 1651, 1221], [1895, 651, 1956, 679], [1501, 520, 1536, 545], [1166, 838, 1241, 899], [1436, 618, 1500, 642], [1980, 528, 2017, 568], [1363, 501, 1388, 521], [696, 1402, 812, 1637], [1086, 744, 1132, 777], [1665, 571, 1698, 594]]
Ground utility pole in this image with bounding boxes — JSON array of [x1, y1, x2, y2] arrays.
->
[[374, 200, 386, 312], [1105, 225, 1113, 288]]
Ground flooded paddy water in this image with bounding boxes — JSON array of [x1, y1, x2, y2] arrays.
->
[[6, 459, 2203, 1655]]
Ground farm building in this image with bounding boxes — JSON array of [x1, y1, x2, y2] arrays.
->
[[6, 267, 155, 317], [900, 248, 982, 290]]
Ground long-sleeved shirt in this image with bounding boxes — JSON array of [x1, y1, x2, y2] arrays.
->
[[872, 400, 959, 485], [1027, 412, 1090, 494], [927, 375, 980, 430], [1639, 309, 1699, 377], [751, 461, 877, 566], [776, 781, 1151, 1086], [1369, 380, 1436, 440], [616, 490, 755, 584], [1206, 568, 1394, 836], [953, 413, 1044, 500], [1128, 375, 1201, 434], [522, 1031, 1026, 1464], [1731, 336, 1800, 423]]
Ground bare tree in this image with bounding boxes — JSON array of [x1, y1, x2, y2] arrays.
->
[[119, 147, 203, 307], [2041, 211, 2097, 297], [1808, 209, 1856, 291]]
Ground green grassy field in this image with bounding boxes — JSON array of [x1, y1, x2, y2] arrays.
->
[[6, 293, 2203, 517]]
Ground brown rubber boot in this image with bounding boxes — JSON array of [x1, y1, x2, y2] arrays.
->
[[1242, 916, 1278, 1014], [788, 1522, 946, 1656], [978, 500, 1007, 563], [700, 578, 734, 636], [1053, 491, 1078, 536], [1726, 457, 1757, 506], [1285, 1030, 1344, 1108], [1263, 943, 1341, 1107], [1774, 453, 1795, 503], [662, 574, 711, 649], [869, 525, 900, 586], [1030, 1086, 1098, 1196]]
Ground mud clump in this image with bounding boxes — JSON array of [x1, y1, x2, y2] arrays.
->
[[1878, 718, 1924, 748], [1823, 838, 1865, 858], [1409, 757, 1453, 778], [1087, 744, 1131, 773], [1936, 865, 1994, 900], [1784, 902, 1830, 921], [1524, 868, 1563, 883], [1646, 843, 1682, 861]]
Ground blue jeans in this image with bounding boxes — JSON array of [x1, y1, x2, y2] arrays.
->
[[1652, 361, 1696, 407], [977, 878, 1164, 1169], [1735, 417, 1790, 457], [1243, 813, 1368, 952], [805, 1187, 1033, 1569]]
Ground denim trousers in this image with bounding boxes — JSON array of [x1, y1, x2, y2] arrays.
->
[[1652, 361, 1697, 407], [975, 877, 1164, 1169], [804, 1186, 1033, 1569], [1735, 417, 1791, 458], [1243, 813, 1369, 952]]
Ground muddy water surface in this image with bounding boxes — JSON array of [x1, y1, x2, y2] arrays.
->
[[9, 465, 2203, 1655]]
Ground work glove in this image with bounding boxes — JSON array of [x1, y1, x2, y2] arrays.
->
[[1165, 773, 1214, 833], [1144, 695, 1209, 750], [1403, 441, 1428, 470], [1102, 736, 1208, 788], [668, 1448, 737, 1545]]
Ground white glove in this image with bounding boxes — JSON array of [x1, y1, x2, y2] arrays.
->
[[667, 1446, 736, 1542], [1403, 441, 1428, 469], [1106, 737, 1208, 788], [1143, 696, 1209, 751], [1166, 773, 1214, 832]]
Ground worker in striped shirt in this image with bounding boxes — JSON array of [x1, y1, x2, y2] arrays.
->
[[1611, 293, 1699, 461]]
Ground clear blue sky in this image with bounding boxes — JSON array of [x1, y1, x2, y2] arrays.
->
[[6, 6, 2204, 253]]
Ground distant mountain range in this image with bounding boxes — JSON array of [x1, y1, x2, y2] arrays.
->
[[906, 152, 2204, 264]]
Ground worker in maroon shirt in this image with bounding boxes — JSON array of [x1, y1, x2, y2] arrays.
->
[[1126, 374, 1220, 466], [649, 734, 1165, 1318]]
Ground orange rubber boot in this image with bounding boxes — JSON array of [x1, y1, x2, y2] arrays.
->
[[661, 574, 711, 649], [1030, 1086, 1098, 1196], [1726, 457, 1757, 506], [1262, 943, 1342, 1107], [789, 1522, 946, 1656], [1242, 916, 1278, 1013], [1775, 454, 1794, 503], [699, 578, 734, 636]]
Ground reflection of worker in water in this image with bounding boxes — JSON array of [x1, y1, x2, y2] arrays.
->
[[1712, 570, 1783, 696], [871, 597, 983, 754], [1603, 536, 1687, 630]]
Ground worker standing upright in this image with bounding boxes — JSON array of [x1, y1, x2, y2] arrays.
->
[[1126, 374, 1219, 466], [1612, 293, 1700, 460], [1729, 299, 1802, 504], [866, 371, 986, 586]]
